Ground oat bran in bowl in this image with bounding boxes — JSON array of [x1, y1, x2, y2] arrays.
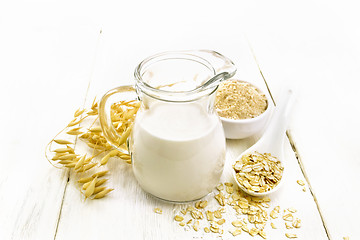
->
[[215, 79, 272, 139]]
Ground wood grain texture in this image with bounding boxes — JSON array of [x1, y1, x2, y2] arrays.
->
[[242, 1, 360, 239], [0, 4, 100, 239], [53, 30, 328, 239], [1, 0, 351, 239]]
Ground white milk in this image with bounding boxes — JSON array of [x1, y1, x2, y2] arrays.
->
[[131, 102, 226, 202]]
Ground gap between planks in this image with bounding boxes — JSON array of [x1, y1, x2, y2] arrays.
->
[[53, 171, 70, 240], [51, 32, 332, 240], [286, 131, 332, 240], [246, 37, 332, 240], [53, 29, 103, 240]]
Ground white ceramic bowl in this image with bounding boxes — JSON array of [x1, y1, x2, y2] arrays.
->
[[217, 80, 272, 139]]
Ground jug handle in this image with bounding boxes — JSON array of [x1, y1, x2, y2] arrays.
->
[[99, 85, 138, 151]]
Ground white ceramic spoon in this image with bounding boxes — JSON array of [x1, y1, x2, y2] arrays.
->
[[233, 89, 295, 196]]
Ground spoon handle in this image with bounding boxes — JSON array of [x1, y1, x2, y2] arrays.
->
[[261, 89, 295, 148]]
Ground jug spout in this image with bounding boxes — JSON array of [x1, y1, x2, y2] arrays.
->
[[134, 50, 236, 102], [192, 50, 237, 91]]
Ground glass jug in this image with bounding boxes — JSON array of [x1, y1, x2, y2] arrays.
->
[[99, 50, 236, 202]]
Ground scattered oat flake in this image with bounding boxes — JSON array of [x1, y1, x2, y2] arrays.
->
[[174, 215, 184, 222], [283, 213, 294, 221], [271, 222, 277, 229], [193, 220, 200, 231], [293, 218, 301, 228], [226, 186, 234, 194], [210, 226, 219, 233], [232, 220, 243, 227], [285, 233, 298, 238], [297, 180, 305, 186], [259, 230, 267, 239], [224, 182, 233, 187], [154, 208, 162, 214], [206, 210, 214, 221], [216, 183, 224, 191], [217, 219, 225, 225], [230, 228, 242, 236], [241, 224, 249, 232], [287, 207, 297, 213], [249, 228, 259, 236], [179, 222, 185, 227], [214, 210, 222, 219], [262, 202, 270, 208], [285, 222, 293, 229], [343, 237, 349, 240]]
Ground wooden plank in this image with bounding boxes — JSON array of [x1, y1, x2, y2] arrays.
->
[[0, 1, 340, 239], [54, 29, 328, 240], [0, 12, 99, 239], [241, 1, 360, 239]]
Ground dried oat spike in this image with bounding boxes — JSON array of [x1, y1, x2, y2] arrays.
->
[[74, 155, 86, 170], [91, 97, 98, 109], [67, 118, 83, 127], [80, 162, 97, 172], [51, 153, 67, 160], [84, 177, 97, 198], [83, 178, 108, 190], [54, 147, 73, 153], [54, 139, 73, 145], [93, 187, 106, 195], [74, 108, 85, 118], [95, 178, 108, 187], [89, 127, 102, 133], [78, 177, 93, 184], [65, 162, 76, 168], [93, 188, 114, 199], [118, 153, 131, 160], [58, 160, 73, 165], [66, 129, 83, 135], [58, 154, 78, 160], [92, 170, 109, 178], [100, 149, 120, 165]]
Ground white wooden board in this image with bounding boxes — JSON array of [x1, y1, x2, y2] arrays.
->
[[53, 29, 328, 240], [1, 0, 354, 239], [241, 1, 360, 239]]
